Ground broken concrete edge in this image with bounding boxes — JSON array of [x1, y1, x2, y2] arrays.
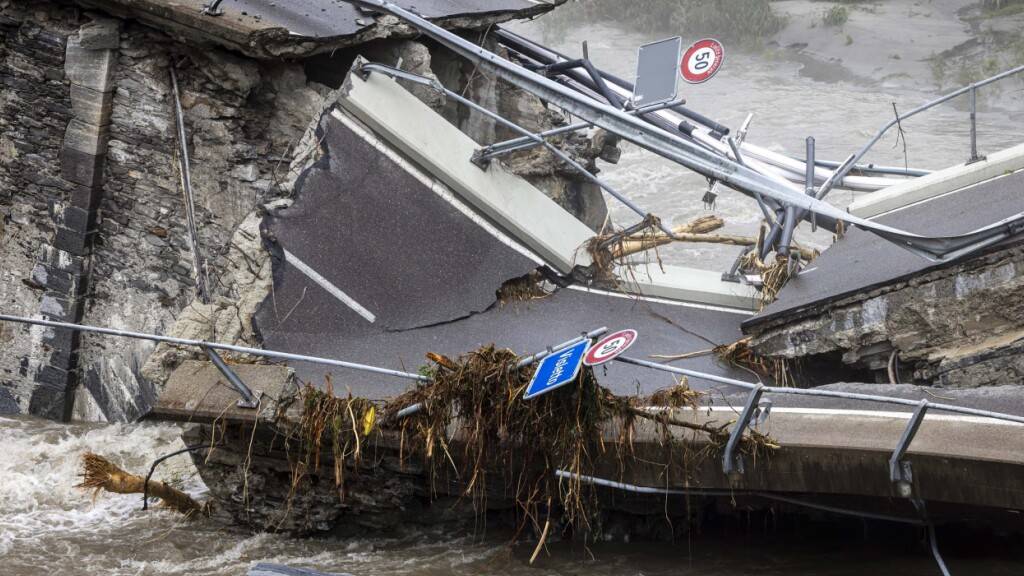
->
[[850, 143, 1024, 219], [338, 57, 596, 274], [77, 0, 564, 60], [145, 359, 295, 424], [745, 243, 1024, 386], [744, 239, 1023, 334]]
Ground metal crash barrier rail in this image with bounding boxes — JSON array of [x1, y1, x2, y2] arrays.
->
[[1, 313, 977, 574], [343, 0, 1024, 264]]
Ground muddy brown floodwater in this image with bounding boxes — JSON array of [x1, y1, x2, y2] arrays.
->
[[4, 2, 1024, 575]]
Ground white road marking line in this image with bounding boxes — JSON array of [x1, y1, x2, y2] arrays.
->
[[282, 248, 376, 323]]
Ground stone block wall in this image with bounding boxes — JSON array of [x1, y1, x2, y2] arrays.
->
[[0, 2, 80, 417], [73, 23, 328, 421], [1, 1, 329, 421]]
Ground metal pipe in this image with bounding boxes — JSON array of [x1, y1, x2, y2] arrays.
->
[[555, 469, 925, 525], [969, 84, 982, 163], [475, 99, 682, 163], [615, 355, 762, 389], [722, 386, 764, 476], [0, 314, 430, 382], [169, 66, 210, 303], [889, 400, 929, 496], [776, 205, 798, 257], [774, 151, 855, 251], [813, 158, 930, 177], [928, 523, 953, 576], [613, 355, 1024, 425], [805, 138, 816, 197], [202, 345, 259, 408], [806, 137, 817, 232]]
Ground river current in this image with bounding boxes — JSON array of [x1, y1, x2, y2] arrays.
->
[[3, 5, 1024, 576]]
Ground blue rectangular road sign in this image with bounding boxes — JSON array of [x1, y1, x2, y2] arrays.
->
[[523, 340, 590, 400]]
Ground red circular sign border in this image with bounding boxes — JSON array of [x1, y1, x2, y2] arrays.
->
[[680, 38, 725, 84], [584, 329, 639, 366]]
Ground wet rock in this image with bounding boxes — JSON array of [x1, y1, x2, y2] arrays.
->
[[191, 47, 261, 98], [362, 40, 445, 110], [78, 14, 120, 50]]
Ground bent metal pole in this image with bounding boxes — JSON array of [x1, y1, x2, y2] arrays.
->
[[0, 314, 430, 382]]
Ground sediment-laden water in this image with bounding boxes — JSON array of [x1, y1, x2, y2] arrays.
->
[[4, 414, 1023, 575], [4, 3, 1024, 575]]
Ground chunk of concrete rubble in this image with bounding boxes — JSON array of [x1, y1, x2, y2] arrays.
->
[[141, 211, 272, 389], [148, 359, 294, 423]]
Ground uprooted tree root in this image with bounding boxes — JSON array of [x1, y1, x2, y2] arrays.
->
[[379, 345, 777, 541], [77, 452, 211, 517], [714, 337, 795, 387]]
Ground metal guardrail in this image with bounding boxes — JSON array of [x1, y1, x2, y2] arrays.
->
[[831, 64, 1024, 191], [4, 313, 1022, 464], [349, 0, 1024, 265]]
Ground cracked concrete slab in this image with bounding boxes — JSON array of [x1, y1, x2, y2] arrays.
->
[[259, 284, 752, 400], [259, 109, 540, 332]]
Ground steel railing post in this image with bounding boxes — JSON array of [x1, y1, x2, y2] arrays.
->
[[202, 345, 260, 408], [968, 83, 985, 164], [722, 385, 765, 477], [889, 400, 929, 497]]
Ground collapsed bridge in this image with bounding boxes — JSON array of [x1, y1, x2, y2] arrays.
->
[[1, 0, 1024, 572]]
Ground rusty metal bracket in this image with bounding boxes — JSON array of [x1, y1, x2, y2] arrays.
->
[[889, 399, 929, 497], [722, 385, 764, 477], [202, 345, 260, 409]]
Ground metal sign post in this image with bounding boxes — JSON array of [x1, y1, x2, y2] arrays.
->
[[632, 36, 682, 107]]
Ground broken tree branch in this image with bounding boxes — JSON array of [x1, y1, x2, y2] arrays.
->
[[77, 452, 210, 517], [615, 227, 818, 262]]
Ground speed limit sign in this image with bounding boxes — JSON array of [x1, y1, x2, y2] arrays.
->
[[584, 329, 638, 366], [680, 38, 724, 84]]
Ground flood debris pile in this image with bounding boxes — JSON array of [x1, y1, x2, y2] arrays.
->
[[290, 383, 378, 501], [261, 345, 775, 541]]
